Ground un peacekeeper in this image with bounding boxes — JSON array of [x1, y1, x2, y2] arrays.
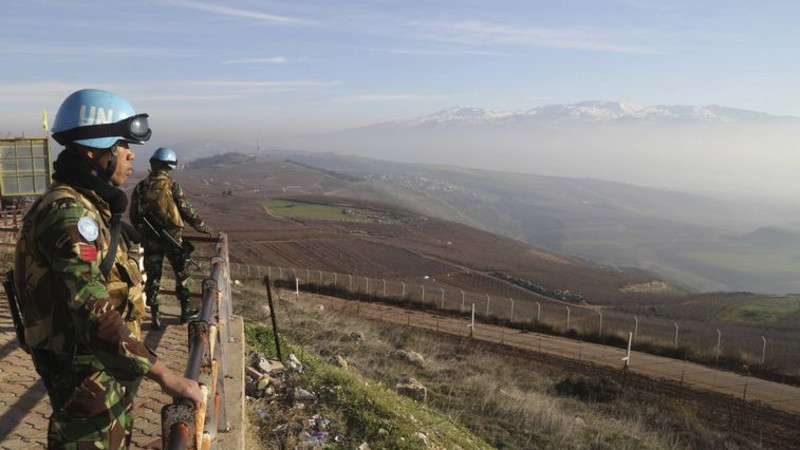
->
[[14, 89, 202, 449], [130, 147, 214, 330]]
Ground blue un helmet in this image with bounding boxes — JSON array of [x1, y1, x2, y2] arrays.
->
[[150, 147, 178, 170], [51, 89, 151, 149]]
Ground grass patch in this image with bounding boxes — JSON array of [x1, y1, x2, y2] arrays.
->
[[261, 198, 413, 224], [718, 297, 800, 323], [262, 199, 369, 222]]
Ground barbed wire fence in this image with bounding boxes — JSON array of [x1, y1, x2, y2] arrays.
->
[[220, 262, 800, 412]]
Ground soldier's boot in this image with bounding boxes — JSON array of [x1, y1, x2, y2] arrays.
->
[[180, 301, 200, 324], [151, 304, 162, 330]]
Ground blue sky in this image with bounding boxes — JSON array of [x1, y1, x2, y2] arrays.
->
[[2, 0, 799, 139]]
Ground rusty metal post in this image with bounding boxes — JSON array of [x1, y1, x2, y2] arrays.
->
[[163, 401, 195, 449], [166, 422, 190, 449]]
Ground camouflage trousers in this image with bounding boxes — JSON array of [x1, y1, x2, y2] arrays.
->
[[46, 370, 136, 449], [143, 237, 192, 306]]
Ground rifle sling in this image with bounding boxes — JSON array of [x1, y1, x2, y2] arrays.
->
[[100, 214, 122, 279]]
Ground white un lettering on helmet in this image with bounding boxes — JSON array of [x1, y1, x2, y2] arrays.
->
[[79, 105, 114, 126]]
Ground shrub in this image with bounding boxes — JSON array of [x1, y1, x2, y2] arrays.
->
[[554, 375, 622, 403]]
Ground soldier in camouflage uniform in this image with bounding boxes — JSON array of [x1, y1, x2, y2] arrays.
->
[[130, 147, 214, 329], [14, 89, 202, 449]]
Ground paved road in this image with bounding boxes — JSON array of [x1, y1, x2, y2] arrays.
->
[[305, 293, 800, 415]]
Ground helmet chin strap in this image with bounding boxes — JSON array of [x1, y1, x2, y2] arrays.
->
[[88, 146, 119, 184], [67, 142, 120, 185]]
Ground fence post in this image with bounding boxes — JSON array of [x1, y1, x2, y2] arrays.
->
[[401, 281, 406, 297], [469, 303, 475, 337], [365, 277, 369, 296], [485, 294, 490, 317], [598, 311, 603, 338], [508, 297, 514, 323], [761, 336, 767, 367], [716, 329, 721, 366], [536, 302, 540, 323], [421, 285, 425, 305], [566, 306, 571, 331], [633, 316, 638, 345], [622, 332, 632, 367], [440, 288, 445, 309], [674, 322, 679, 348], [383, 279, 387, 297], [264, 276, 283, 362], [461, 290, 465, 315]]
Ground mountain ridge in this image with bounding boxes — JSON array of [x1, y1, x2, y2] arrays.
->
[[369, 101, 799, 129]]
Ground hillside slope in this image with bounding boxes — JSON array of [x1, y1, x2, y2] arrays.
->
[[170, 154, 669, 308]]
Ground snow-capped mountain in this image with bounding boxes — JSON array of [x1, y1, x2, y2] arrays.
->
[[373, 101, 797, 129]]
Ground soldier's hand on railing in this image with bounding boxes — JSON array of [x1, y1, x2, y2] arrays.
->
[[147, 360, 203, 407], [198, 223, 214, 236]]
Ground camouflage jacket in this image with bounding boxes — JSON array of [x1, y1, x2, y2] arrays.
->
[[130, 169, 210, 238], [14, 182, 154, 381]]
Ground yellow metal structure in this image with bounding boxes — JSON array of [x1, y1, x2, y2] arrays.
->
[[0, 137, 52, 198]]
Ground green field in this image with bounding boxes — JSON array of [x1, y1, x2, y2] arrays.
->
[[263, 199, 408, 224], [718, 297, 800, 323]]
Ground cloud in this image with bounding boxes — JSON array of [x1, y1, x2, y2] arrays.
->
[[0, 82, 114, 104], [338, 93, 447, 103], [134, 94, 243, 102], [0, 44, 167, 56], [406, 20, 663, 54], [222, 56, 309, 64], [168, 0, 313, 26], [370, 47, 507, 57], [186, 80, 340, 89], [0, 79, 342, 108]]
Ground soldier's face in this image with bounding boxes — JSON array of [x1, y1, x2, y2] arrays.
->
[[107, 142, 135, 186]]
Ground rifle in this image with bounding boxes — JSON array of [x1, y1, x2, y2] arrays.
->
[[141, 215, 202, 270], [3, 269, 30, 353]]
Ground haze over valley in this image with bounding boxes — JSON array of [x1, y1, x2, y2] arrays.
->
[[162, 100, 800, 295]]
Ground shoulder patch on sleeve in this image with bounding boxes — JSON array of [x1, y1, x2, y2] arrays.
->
[[78, 217, 99, 242]]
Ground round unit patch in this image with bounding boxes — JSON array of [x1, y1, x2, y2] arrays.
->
[[77, 216, 99, 242]]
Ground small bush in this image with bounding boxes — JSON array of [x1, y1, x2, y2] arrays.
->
[[554, 375, 622, 403]]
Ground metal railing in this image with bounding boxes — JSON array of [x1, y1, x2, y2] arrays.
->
[[161, 232, 233, 450]]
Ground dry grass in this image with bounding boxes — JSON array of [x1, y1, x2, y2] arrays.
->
[[230, 281, 768, 450]]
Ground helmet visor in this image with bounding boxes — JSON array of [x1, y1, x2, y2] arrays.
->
[[53, 114, 152, 146]]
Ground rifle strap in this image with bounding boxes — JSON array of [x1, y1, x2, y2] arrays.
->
[[100, 213, 122, 279]]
